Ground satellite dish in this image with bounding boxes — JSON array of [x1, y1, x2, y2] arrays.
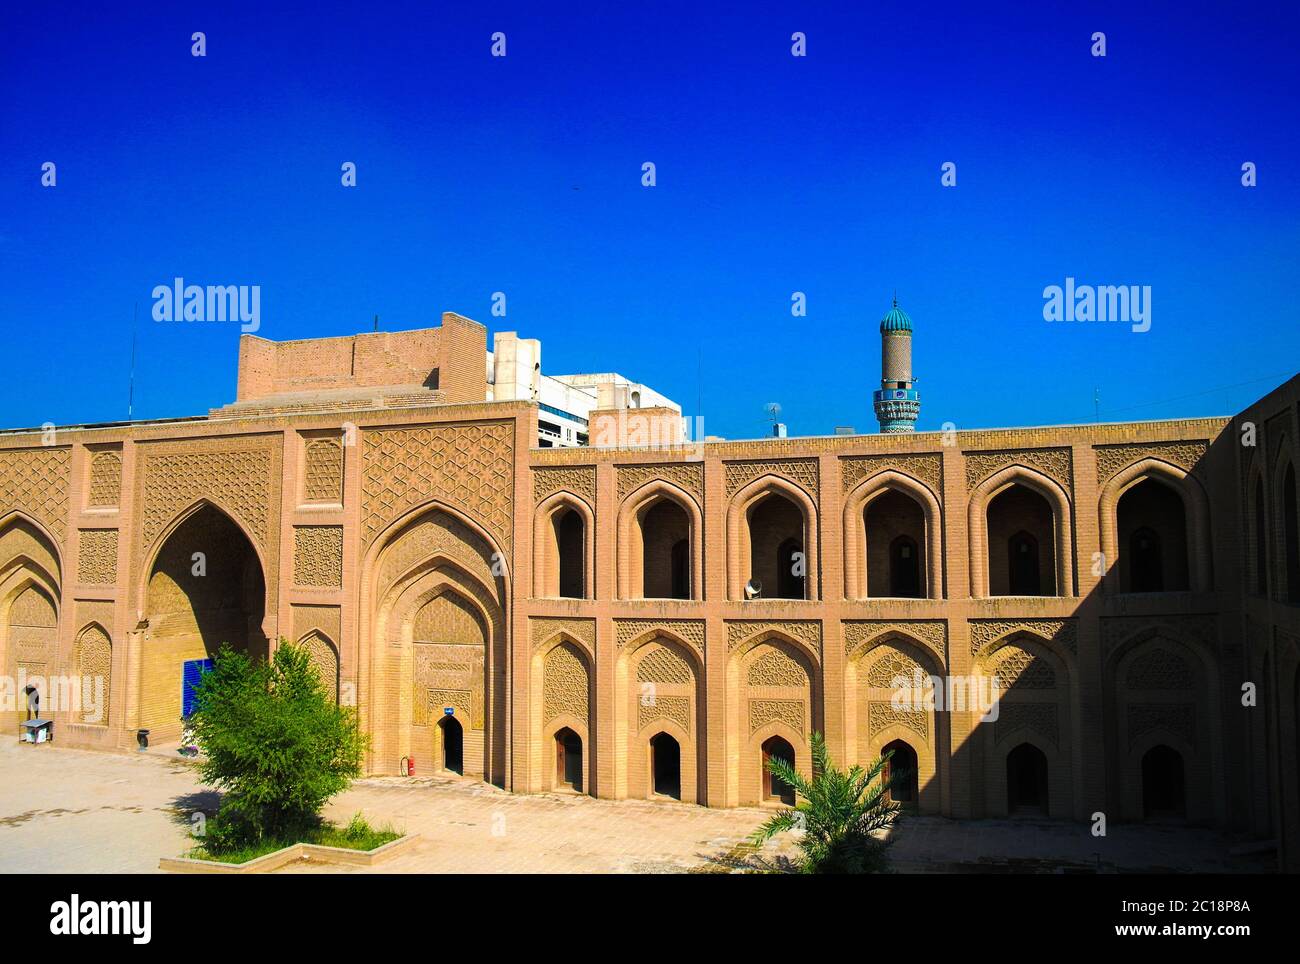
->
[[744, 578, 763, 600]]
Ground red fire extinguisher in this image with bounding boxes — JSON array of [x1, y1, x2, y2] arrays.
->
[[401, 755, 415, 777]]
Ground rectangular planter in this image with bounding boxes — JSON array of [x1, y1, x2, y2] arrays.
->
[[159, 833, 418, 874]]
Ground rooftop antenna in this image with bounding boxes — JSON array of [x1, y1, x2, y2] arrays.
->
[[765, 401, 781, 425], [373, 314, 379, 332], [128, 301, 138, 421], [1094, 388, 1100, 422]]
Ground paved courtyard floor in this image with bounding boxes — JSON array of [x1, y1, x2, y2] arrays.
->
[[0, 741, 1268, 874]]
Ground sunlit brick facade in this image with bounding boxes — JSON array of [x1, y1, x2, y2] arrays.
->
[[1, 311, 1297, 870]]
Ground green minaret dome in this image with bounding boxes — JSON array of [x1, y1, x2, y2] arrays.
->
[[880, 298, 913, 334]]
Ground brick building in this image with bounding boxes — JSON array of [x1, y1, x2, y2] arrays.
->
[[1, 306, 1297, 870]]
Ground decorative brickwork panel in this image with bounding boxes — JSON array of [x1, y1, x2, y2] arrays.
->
[[293, 526, 343, 588], [417, 688, 473, 728], [77, 529, 118, 585], [303, 437, 343, 503], [530, 616, 596, 654], [995, 703, 1059, 747], [749, 698, 804, 735], [865, 649, 926, 688], [867, 701, 928, 741], [617, 462, 704, 502], [1100, 616, 1216, 659], [747, 648, 808, 687], [7, 586, 57, 679], [376, 510, 499, 605], [413, 593, 487, 729], [73, 624, 112, 725], [86, 450, 122, 508], [637, 646, 693, 685], [300, 630, 339, 702], [727, 620, 822, 661], [844, 620, 948, 663], [964, 447, 1073, 495], [0, 447, 71, 539], [533, 466, 596, 506], [361, 422, 514, 554], [1127, 703, 1195, 744], [1094, 440, 1208, 483], [970, 619, 1077, 657], [543, 642, 590, 725], [135, 438, 281, 611], [615, 618, 705, 655], [1127, 649, 1195, 690], [725, 458, 819, 497], [992, 645, 1057, 690], [639, 696, 691, 734], [841, 454, 942, 497], [292, 605, 341, 650]]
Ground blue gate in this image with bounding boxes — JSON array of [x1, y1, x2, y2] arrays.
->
[[181, 658, 214, 718]]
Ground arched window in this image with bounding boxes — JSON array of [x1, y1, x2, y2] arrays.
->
[[1008, 531, 1041, 596], [987, 485, 1056, 596], [640, 499, 691, 599], [747, 493, 806, 600], [555, 727, 583, 792], [1117, 478, 1188, 592], [1006, 743, 1049, 814], [439, 716, 464, 775], [1141, 745, 1185, 819], [1128, 527, 1163, 592], [761, 736, 796, 805], [651, 732, 681, 799], [1284, 464, 1299, 604], [554, 508, 585, 599], [882, 739, 918, 806]]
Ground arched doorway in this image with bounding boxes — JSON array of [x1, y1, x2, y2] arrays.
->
[[143, 504, 266, 740], [761, 736, 796, 805], [554, 508, 585, 599], [1006, 743, 1049, 815], [1008, 531, 1041, 595], [640, 499, 691, 599], [749, 493, 806, 599], [555, 727, 583, 792], [1141, 745, 1185, 819], [865, 488, 926, 598], [650, 732, 681, 799], [882, 739, 919, 807], [988, 485, 1056, 596], [439, 716, 464, 774], [1118, 478, 1188, 592]]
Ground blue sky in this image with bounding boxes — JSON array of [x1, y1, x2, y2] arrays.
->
[[2, 1, 1297, 438]]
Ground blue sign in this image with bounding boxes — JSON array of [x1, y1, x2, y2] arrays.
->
[[181, 658, 214, 718], [443, 706, 455, 716]]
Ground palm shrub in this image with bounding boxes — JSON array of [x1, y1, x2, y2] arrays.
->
[[750, 731, 906, 873], [188, 640, 367, 850]]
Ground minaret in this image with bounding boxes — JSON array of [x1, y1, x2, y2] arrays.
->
[[873, 296, 921, 433]]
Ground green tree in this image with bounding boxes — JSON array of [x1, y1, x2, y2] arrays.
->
[[189, 640, 367, 849], [750, 731, 905, 873]]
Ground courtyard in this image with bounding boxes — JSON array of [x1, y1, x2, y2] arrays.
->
[[0, 740, 1264, 874]]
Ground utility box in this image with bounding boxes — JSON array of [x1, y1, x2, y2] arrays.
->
[[20, 719, 53, 744]]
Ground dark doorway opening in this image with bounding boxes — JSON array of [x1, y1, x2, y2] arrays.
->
[[651, 732, 682, 799], [761, 736, 796, 806], [1006, 743, 1049, 815], [555, 508, 585, 599], [890, 536, 921, 598], [670, 539, 690, 600], [1142, 745, 1186, 819], [1128, 526, 1163, 592], [1008, 531, 1041, 595], [439, 716, 463, 774], [882, 739, 919, 807], [555, 727, 583, 792], [777, 538, 805, 599]]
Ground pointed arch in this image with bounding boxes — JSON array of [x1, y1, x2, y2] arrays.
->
[[532, 635, 593, 794], [617, 478, 702, 600], [615, 631, 704, 803], [968, 464, 1074, 598], [727, 475, 819, 600], [533, 491, 594, 599], [0, 509, 64, 584], [842, 470, 943, 600], [1098, 457, 1211, 593]]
